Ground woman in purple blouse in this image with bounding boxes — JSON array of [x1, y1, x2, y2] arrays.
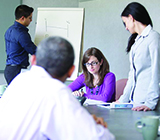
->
[[68, 47, 116, 102]]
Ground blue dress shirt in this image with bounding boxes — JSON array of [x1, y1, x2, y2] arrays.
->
[[5, 21, 36, 67]]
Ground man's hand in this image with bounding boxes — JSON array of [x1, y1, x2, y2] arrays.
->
[[132, 105, 151, 111], [92, 114, 107, 128]]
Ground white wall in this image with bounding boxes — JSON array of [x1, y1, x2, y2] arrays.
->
[[79, 0, 160, 80], [0, 74, 6, 85], [23, 0, 160, 81], [0, 0, 21, 71]]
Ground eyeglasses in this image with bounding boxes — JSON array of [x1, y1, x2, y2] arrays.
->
[[84, 61, 99, 67]]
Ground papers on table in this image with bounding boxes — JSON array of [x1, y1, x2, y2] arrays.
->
[[84, 99, 108, 105], [84, 99, 133, 109], [99, 103, 133, 109]]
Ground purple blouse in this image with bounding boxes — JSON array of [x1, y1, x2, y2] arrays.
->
[[68, 72, 116, 102]]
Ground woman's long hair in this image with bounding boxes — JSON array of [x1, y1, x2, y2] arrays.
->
[[82, 47, 110, 88], [121, 2, 153, 53]]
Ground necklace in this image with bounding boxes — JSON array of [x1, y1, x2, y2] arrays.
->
[[90, 85, 100, 95]]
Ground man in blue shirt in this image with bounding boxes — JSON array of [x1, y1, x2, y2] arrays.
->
[[4, 5, 37, 85]]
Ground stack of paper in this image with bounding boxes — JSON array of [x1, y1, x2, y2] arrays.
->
[[98, 103, 133, 109], [84, 99, 109, 105], [83, 99, 133, 109]]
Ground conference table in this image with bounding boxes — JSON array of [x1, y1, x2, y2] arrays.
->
[[84, 105, 160, 140]]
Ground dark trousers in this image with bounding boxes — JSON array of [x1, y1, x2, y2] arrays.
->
[[4, 65, 22, 85]]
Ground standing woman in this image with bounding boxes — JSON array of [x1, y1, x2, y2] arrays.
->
[[117, 2, 160, 111], [68, 47, 115, 102]]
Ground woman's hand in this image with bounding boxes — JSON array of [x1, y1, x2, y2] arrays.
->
[[92, 114, 107, 128], [132, 105, 151, 111], [112, 100, 120, 103], [72, 89, 84, 97]]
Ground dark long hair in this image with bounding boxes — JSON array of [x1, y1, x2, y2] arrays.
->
[[121, 2, 153, 53], [82, 47, 110, 88]]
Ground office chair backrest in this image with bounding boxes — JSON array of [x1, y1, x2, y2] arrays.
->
[[116, 79, 128, 100]]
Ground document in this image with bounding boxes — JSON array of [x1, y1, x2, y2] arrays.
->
[[83, 99, 109, 105], [84, 99, 133, 109], [98, 103, 133, 109]]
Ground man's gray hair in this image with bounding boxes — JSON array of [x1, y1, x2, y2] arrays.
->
[[36, 36, 74, 77]]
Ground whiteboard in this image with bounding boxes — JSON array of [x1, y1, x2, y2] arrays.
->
[[34, 8, 84, 80]]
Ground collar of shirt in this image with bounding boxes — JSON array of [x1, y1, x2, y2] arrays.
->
[[131, 25, 152, 61], [31, 65, 53, 79], [135, 24, 152, 42], [14, 21, 29, 32]]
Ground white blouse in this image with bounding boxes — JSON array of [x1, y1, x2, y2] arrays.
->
[[119, 25, 160, 110]]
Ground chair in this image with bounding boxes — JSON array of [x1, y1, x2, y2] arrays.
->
[[116, 79, 128, 100]]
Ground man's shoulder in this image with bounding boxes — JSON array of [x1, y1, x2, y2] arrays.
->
[[5, 25, 28, 40], [47, 78, 69, 93], [6, 22, 27, 33]]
